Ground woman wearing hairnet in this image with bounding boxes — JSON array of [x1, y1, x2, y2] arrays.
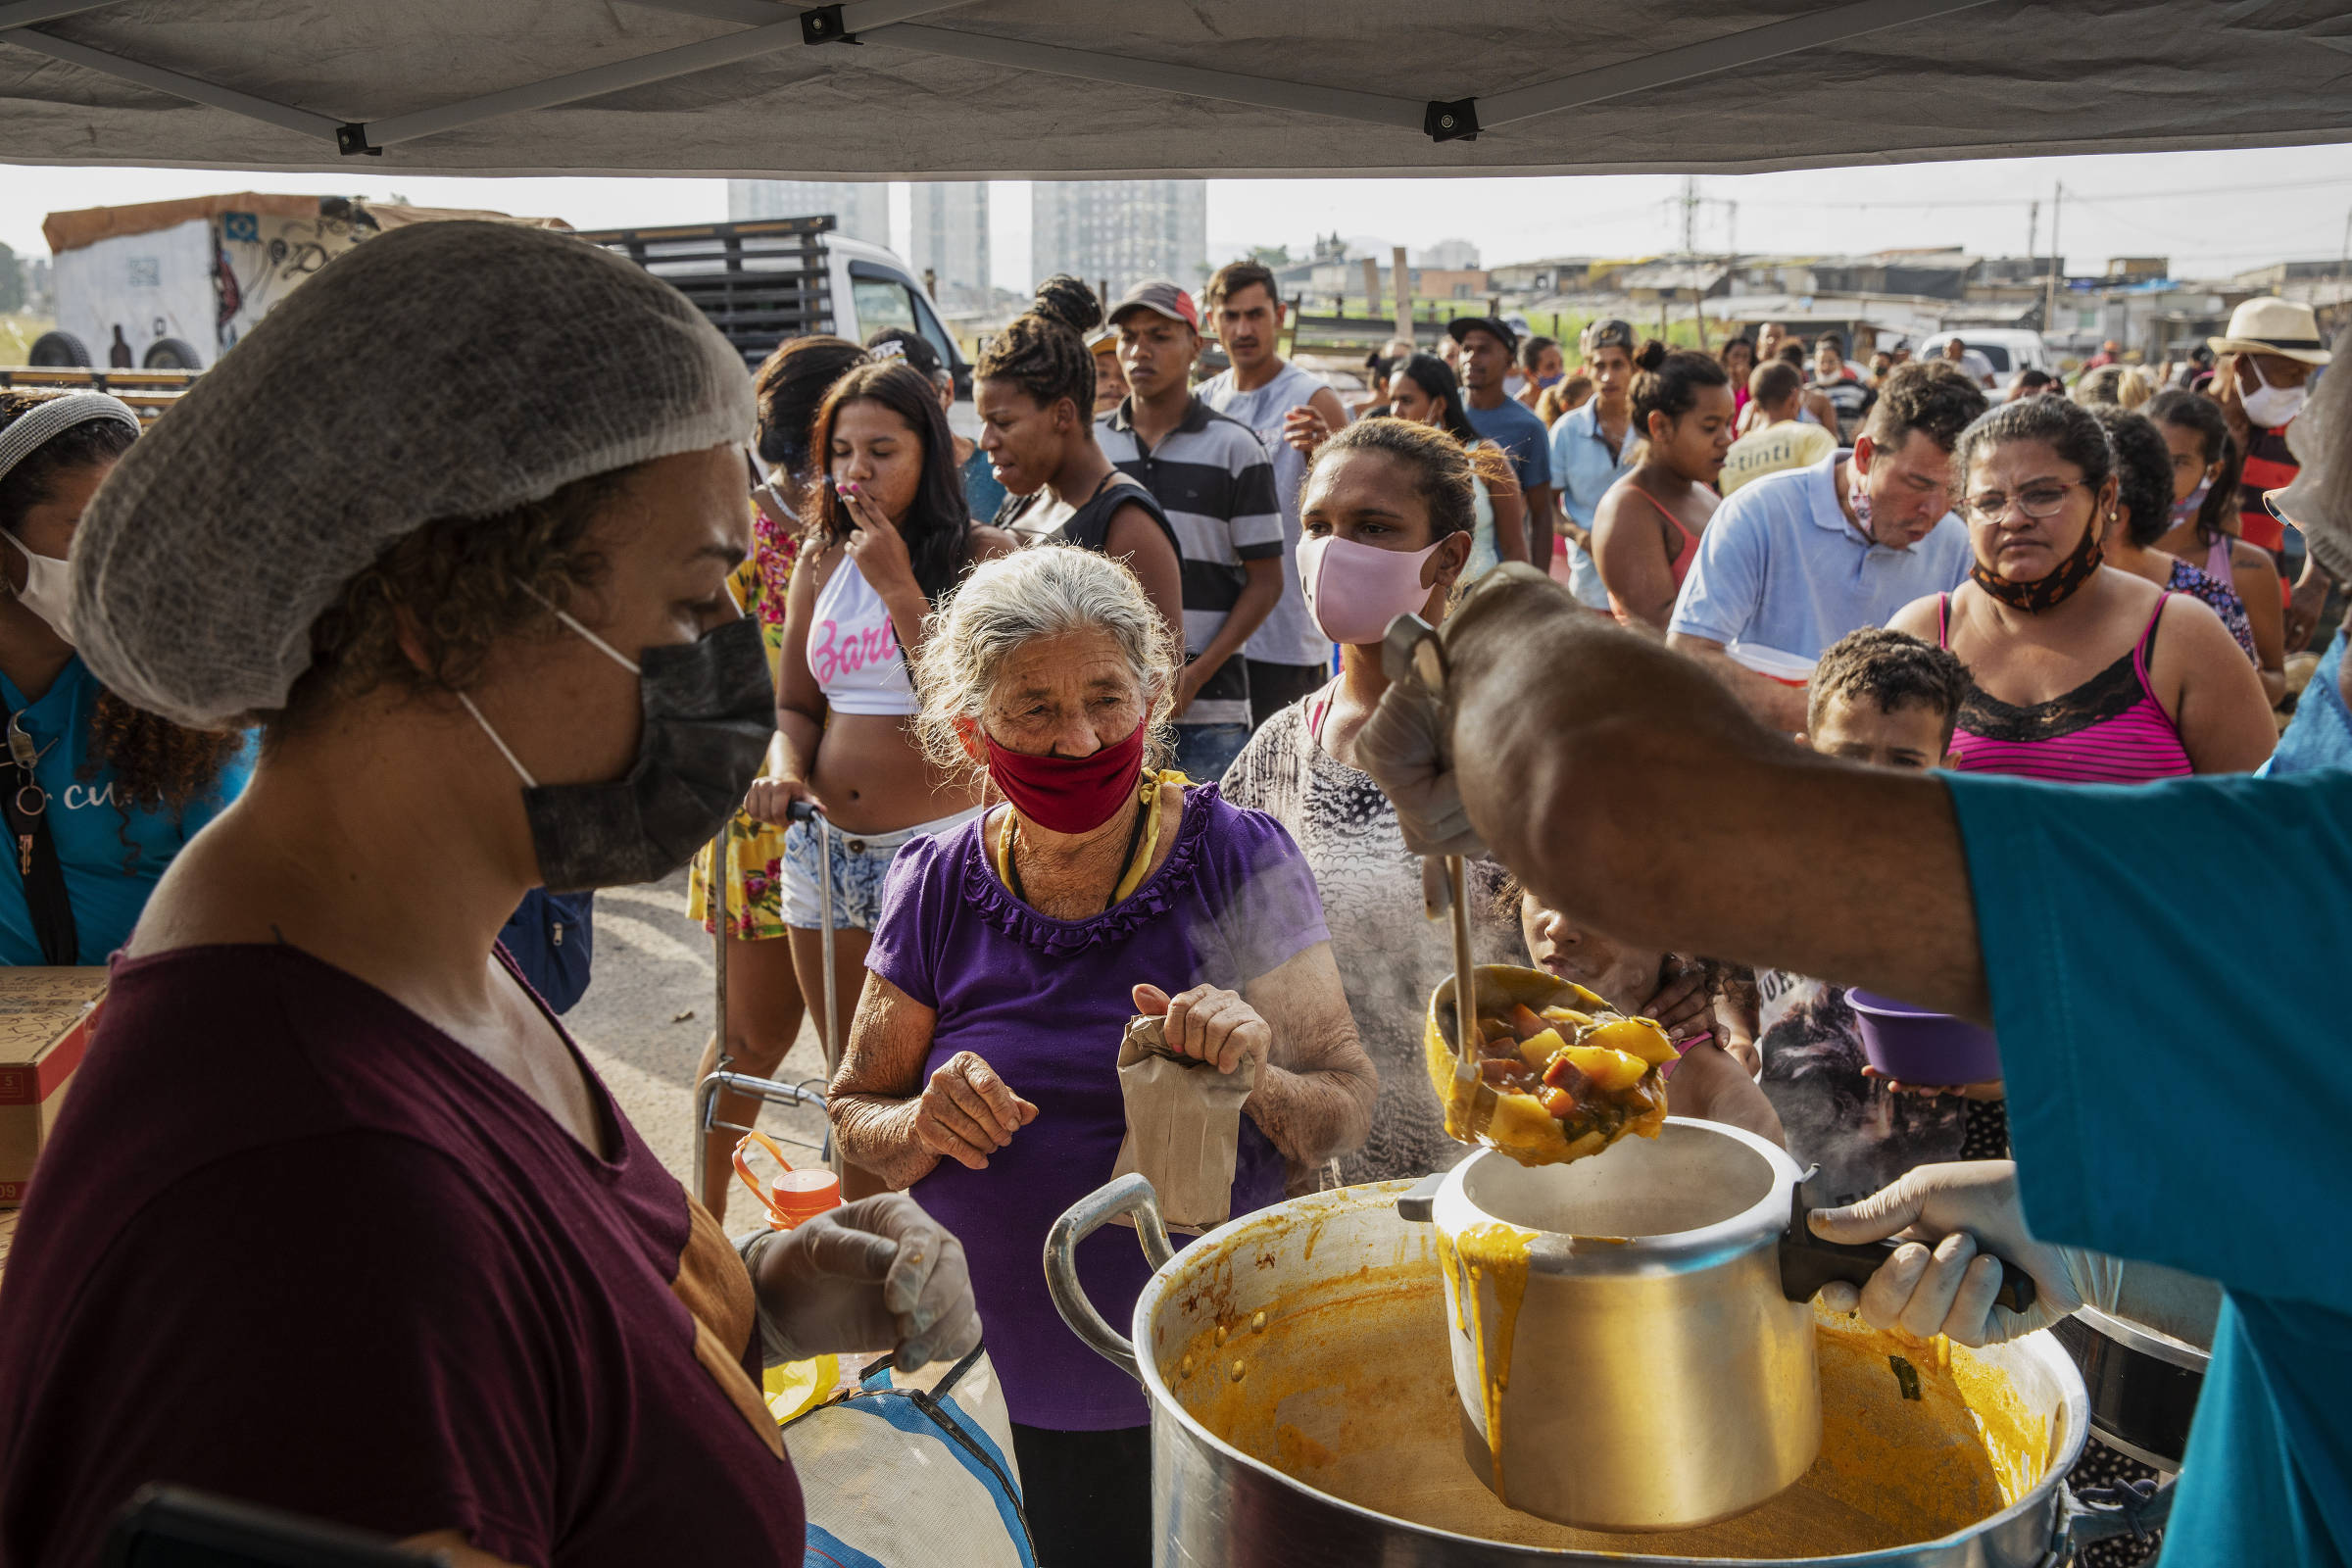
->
[[1352, 338, 2352, 1565], [0, 222, 979, 1567]]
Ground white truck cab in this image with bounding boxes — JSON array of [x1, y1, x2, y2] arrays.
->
[[574, 217, 975, 435]]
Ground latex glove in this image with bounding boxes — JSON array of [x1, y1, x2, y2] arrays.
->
[[750, 1193, 981, 1371], [1806, 1160, 2084, 1346], [2065, 1252, 2224, 1349], [1355, 667, 1485, 858]]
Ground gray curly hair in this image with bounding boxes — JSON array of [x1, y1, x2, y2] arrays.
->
[[912, 544, 1181, 779]]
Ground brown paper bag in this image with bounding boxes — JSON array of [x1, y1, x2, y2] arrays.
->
[[1109, 1013, 1259, 1234]]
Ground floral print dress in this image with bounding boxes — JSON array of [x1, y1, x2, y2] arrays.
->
[[687, 492, 799, 940]]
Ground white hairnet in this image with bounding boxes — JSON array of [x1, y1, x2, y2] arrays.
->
[[72, 220, 754, 729], [2281, 327, 2352, 589]]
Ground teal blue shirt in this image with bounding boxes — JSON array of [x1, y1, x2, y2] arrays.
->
[[0, 657, 253, 965], [960, 446, 1008, 529], [1946, 769, 2352, 1566]]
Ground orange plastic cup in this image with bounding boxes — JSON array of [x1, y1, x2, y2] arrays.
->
[[734, 1130, 842, 1230]]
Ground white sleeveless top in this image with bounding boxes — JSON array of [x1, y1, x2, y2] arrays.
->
[[808, 556, 919, 716]]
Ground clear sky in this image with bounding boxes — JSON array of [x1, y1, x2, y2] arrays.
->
[[7, 140, 2352, 291]]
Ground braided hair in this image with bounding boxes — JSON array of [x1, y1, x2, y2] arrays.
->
[[0, 393, 245, 841], [975, 275, 1103, 416]]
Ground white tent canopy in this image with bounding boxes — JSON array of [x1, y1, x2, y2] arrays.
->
[[3, 0, 2351, 179]]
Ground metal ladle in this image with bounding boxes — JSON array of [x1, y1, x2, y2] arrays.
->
[[1380, 613, 1477, 1118]]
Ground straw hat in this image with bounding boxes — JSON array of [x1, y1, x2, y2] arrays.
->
[[2209, 297, 2332, 365]]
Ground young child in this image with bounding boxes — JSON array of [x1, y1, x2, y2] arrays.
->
[[1508, 881, 1785, 1146], [1749, 627, 2006, 1206]]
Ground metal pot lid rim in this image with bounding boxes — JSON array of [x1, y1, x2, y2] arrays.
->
[[1436, 1121, 1800, 1272], [2070, 1304, 2212, 1371]]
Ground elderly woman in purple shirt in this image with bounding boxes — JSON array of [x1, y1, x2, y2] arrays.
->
[[828, 544, 1375, 1568]]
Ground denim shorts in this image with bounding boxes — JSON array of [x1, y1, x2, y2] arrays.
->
[[780, 807, 980, 932], [1174, 722, 1252, 787]]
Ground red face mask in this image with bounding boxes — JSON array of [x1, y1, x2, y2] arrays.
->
[[984, 719, 1147, 834]]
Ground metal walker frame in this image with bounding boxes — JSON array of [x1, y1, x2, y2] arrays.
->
[[692, 799, 844, 1197]]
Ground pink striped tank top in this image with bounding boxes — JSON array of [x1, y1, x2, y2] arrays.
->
[[1939, 591, 2194, 783]]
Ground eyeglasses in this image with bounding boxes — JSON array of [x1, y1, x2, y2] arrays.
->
[[1962, 479, 2088, 525]]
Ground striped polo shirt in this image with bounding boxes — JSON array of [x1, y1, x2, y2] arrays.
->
[[1099, 395, 1284, 727], [2236, 419, 2298, 556]]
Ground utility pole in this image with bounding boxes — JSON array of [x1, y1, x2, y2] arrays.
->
[[2042, 183, 2063, 347], [2027, 200, 2038, 269], [1680, 176, 1706, 347], [1392, 244, 1413, 346]]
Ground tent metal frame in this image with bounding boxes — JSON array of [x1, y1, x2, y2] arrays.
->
[[1, 0, 1995, 158]]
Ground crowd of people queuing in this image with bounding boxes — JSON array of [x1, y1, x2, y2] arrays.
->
[[679, 279, 2344, 1566], [0, 212, 2341, 1568]]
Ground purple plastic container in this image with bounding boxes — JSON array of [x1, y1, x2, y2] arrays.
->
[[1846, 991, 2002, 1084]]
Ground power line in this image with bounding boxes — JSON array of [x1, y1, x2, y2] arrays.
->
[[1752, 172, 2352, 213]]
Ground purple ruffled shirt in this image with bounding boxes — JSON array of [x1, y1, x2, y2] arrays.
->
[[865, 785, 1329, 1430]]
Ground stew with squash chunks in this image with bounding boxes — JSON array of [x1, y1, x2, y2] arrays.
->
[[1425, 964, 1678, 1165]]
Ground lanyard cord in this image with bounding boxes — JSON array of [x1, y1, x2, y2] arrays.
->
[[1002, 786, 1153, 914]]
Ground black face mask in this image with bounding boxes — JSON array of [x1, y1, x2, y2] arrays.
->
[[463, 610, 773, 893]]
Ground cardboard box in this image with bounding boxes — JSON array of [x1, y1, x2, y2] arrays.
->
[[0, 968, 106, 1206]]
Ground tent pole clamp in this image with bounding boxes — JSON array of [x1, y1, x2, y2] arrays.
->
[[801, 5, 858, 44], [1423, 97, 1478, 142], [335, 122, 382, 155]]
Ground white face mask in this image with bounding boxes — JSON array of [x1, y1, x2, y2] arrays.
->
[[2240, 361, 2308, 430], [1, 529, 73, 642]]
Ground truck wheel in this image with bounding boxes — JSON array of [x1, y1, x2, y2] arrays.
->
[[28, 331, 91, 368], [142, 337, 204, 370]]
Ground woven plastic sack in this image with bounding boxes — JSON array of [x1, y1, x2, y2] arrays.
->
[[782, 1346, 1036, 1568]]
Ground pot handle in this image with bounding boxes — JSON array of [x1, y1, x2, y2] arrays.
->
[[1779, 1187, 2035, 1313], [1394, 1171, 1447, 1224], [1045, 1172, 1176, 1384], [2055, 1476, 2176, 1554]]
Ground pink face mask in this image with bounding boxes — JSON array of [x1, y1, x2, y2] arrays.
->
[[1297, 532, 1444, 646]]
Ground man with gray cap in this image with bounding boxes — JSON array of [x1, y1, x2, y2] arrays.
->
[[0, 220, 981, 1567], [1098, 277, 1284, 781], [1547, 317, 1641, 610]]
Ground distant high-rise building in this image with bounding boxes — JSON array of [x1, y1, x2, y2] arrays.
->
[[727, 180, 890, 247], [1031, 180, 1207, 303], [1413, 238, 1483, 271], [908, 182, 992, 311]]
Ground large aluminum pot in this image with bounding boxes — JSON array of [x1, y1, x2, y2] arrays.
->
[[1426, 1125, 1821, 1531], [1050, 1172, 2160, 1567]]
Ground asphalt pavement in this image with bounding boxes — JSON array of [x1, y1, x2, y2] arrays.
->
[[564, 868, 834, 1199]]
